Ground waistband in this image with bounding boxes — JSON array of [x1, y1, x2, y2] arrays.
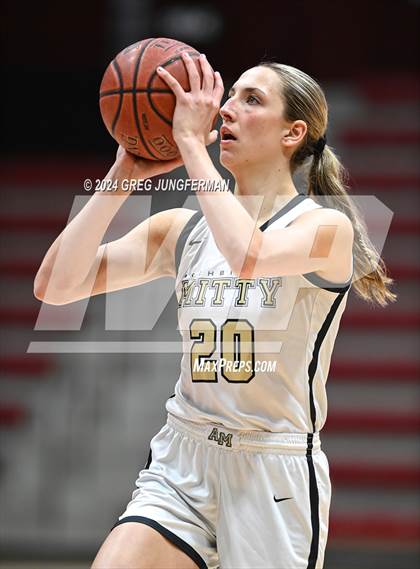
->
[[167, 413, 321, 455]]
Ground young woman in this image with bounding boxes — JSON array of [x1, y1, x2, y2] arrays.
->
[[35, 52, 395, 568]]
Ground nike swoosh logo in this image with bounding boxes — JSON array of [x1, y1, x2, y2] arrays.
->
[[273, 496, 293, 503], [189, 239, 202, 246]]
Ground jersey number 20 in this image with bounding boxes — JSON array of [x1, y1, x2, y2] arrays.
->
[[190, 318, 255, 383]]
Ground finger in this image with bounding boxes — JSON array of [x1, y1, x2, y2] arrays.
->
[[182, 52, 201, 92], [213, 71, 225, 106], [156, 66, 185, 99], [199, 53, 215, 94], [206, 129, 219, 146]]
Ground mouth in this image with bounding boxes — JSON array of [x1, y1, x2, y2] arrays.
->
[[220, 126, 238, 144]]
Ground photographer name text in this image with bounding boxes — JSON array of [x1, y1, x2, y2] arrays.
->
[[84, 178, 231, 192]]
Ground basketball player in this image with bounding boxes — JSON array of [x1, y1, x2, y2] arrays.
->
[[35, 52, 395, 568]]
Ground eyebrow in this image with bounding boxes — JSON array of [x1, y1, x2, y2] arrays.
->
[[227, 86, 266, 97]]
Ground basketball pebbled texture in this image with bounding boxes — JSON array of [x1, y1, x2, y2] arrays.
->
[[99, 37, 202, 160]]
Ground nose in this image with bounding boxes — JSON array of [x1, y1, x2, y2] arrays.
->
[[219, 98, 236, 122]]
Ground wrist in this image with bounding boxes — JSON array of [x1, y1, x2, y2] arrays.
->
[[175, 134, 206, 151]]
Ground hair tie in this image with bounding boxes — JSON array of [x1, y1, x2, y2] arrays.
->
[[313, 135, 327, 157]]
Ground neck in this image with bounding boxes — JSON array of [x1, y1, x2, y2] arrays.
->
[[232, 161, 299, 226]]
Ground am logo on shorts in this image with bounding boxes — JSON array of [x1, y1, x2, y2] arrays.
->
[[208, 427, 233, 447]]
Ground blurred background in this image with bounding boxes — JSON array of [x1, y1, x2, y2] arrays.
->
[[1, 0, 419, 567]]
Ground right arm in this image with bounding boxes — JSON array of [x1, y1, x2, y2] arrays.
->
[[34, 149, 195, 305]]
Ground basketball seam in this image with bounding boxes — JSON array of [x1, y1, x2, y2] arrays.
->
[[147, 51, 199, 127], [111, 59, 124, 136], [132, 38, 160, 160], [100, 88, 173, 97]]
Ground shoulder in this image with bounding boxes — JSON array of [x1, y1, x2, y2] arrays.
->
[[290, 206, 354, 241], [150, 207, 199, 243], [152, 207, 198, 228], [293, 206, 354, 283], [150, 208, 201, 277]]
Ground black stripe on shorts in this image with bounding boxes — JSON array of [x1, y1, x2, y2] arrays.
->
[[306, 433, 320, 569]]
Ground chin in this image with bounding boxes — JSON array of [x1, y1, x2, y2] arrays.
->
[[219, 149, 240, 172]]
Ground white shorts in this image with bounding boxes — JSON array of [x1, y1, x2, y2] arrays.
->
[[114, 413, 331, 569]]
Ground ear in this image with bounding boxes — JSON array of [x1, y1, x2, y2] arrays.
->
[[282, 120, 307, 149]]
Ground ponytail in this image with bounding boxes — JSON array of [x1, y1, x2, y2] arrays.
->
[[308, 145, 396, 307], [260, 61, 397, 306]]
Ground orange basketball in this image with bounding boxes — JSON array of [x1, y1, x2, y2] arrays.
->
[[99, 37, 203, 160]]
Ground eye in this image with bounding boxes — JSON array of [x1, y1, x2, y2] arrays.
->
[[246, 94, 260, 104]]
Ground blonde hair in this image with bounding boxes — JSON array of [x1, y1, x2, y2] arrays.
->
[[260, 62, 396, 307]]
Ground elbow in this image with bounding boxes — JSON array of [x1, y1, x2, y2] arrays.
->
[[33, 281, 44, 302], [33, 285, 62, 306], [34, 261, 84, 305], [33, 277, 75, 306], [33, 274, 48, 302]]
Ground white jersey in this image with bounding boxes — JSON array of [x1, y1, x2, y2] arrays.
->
[[166, 193, 352, 433]]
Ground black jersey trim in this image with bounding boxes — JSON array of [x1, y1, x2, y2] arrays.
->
[[175, 211, 204, 277], [259, 192, 307, 232], [307, 292, 348, 432], [144, 448, 152, 469], [302, 270, 353, 293], [112, 516, 208, 569], [306, 434, 320, 569]]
